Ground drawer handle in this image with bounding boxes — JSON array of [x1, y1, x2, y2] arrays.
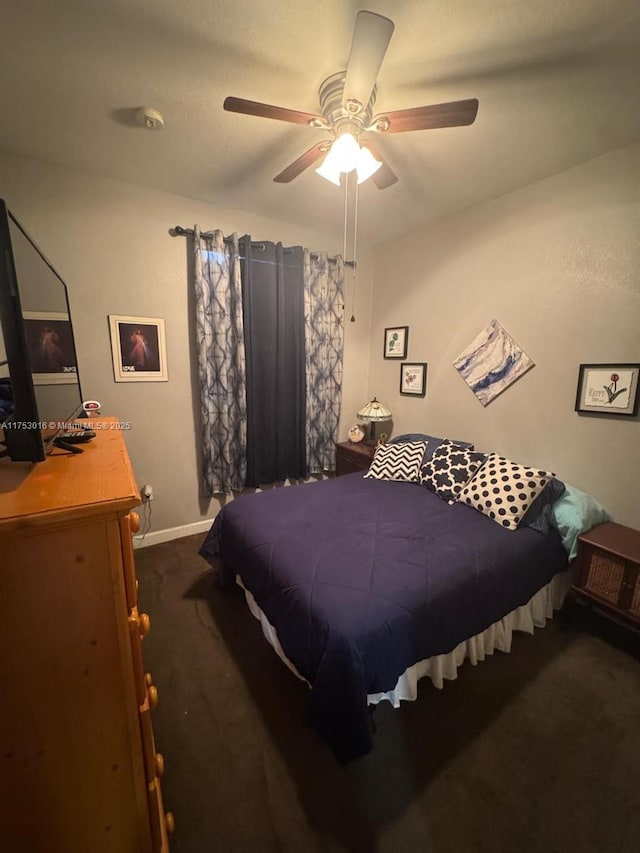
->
[[148, 685, 159, 710], [165, 812, 175, 835], [154, 752, 165, 778], [138, 612, 151, 639], [129, 511, 140, 534]]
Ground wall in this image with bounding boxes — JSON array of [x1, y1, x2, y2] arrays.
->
[[369, 144, 640, 527], [0, 151, 373, 536]]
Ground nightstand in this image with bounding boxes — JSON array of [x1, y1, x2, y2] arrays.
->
[[572, 522, 640, 633], [335, 441, 376, 476]]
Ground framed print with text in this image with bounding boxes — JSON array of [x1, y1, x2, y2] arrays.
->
[[400, 362, 427, 397], [575, 363, 639, 417]]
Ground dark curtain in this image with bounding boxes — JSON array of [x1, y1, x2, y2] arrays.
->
[[240, 236, 306, 487]]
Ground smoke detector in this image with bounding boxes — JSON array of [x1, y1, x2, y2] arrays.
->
[[136, 107, 165, 130]]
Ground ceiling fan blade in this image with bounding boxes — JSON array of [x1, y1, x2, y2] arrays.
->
[[342, 11, 394, 112], [224, 96, 323, 127], [375, 98, 479, 133], [273, 141, 331, 183], [359, 140, 398, 189]]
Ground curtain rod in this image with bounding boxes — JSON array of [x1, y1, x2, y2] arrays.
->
[[171, 226, 354, 266]]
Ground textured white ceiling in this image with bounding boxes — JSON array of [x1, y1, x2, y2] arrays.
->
[[0, 0, 638, 245]]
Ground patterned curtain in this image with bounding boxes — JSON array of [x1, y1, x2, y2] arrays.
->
[[303, 251, 345, 473], [193, 227, 247, 495]]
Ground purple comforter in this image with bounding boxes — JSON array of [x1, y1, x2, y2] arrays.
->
[[200, 472, 568, 761]]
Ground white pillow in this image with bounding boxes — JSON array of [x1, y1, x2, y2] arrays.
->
[[364, 441, 427, 483]]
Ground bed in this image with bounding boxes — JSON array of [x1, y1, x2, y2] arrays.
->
[[199, 437, 582, 762]]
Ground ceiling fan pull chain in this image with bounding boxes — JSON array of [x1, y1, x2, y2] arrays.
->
[[343, 170, 349, 263], [350, 266, 357, 323], [353, 177, 359, 271], [343, 170, 355, 322], [350, 175, 358, 323]]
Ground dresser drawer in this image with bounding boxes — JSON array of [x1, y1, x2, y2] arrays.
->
[[579, 546, 627, 606], [139, 698, 165, 781], [337, 456, 367, 476], [120, 511, 140, 611], [128, 608, 152, 705], [148, 778, 173, 853]]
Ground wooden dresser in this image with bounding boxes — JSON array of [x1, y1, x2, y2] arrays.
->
[[0, 420, 173, 852]]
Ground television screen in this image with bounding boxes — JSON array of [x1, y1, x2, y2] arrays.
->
[[0, 201, 84, 459]]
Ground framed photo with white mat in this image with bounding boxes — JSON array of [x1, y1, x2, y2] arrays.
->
[[108, 315, 168, 382]]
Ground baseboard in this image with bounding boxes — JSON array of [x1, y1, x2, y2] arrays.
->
[[133, 518, 214, 549], [132, 475, 329, 550]]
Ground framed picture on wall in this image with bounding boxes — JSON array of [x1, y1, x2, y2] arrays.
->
[[109, 315, 168, 382], [383, 326, 408, 359], [22, 311, 78, 384], [575, 363, 639, 417], [400, 362, 427, 397]]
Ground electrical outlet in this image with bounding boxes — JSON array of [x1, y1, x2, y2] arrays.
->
[[141, 484, 154, 502]]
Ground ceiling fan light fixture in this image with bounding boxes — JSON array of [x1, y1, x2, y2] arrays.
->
[[315, 132, 382, 185], [355, 146, 382, 183], [315, 133, 358, 184], [329, 132, 361, 171], [315, 158, 342, 186]]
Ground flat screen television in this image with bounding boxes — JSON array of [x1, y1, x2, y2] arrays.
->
[[0, 199, 84, 462]]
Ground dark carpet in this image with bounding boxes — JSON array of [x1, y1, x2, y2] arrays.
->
[[135, 534, 640, 853]]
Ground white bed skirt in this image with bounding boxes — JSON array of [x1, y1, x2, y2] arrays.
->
[[237, 568, 573, 708]]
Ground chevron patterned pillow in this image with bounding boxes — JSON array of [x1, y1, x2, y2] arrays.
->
[[364, 441, 427, 483]]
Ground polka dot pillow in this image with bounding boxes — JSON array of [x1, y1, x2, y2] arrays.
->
[[458, 452, 556, 530], [419, 440, 487, 502]]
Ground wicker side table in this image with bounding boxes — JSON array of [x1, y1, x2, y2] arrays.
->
[[572, 522, 640, 633]]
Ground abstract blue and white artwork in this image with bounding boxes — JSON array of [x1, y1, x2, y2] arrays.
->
[[453, 319, 534, 406]]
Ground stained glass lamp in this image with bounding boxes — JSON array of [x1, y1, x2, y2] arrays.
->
[[357, 397, 393, 445]]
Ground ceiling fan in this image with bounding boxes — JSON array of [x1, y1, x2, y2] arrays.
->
[[224, 10, 479, 189]]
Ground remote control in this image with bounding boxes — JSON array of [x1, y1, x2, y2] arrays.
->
[[58, 429, 96, 443]]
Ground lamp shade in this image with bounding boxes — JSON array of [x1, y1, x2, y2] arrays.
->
[[355, 146, 382, 184], [326, 133, 361, 172], [357, 397, 392, 422]]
